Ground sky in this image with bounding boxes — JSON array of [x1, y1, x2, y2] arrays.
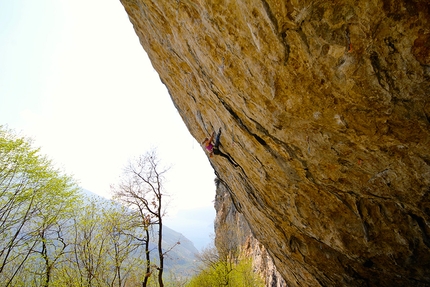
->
[[0, 0, 216, 250]]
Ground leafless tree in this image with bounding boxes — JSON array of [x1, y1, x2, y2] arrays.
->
[[112, 149, 169, 287]]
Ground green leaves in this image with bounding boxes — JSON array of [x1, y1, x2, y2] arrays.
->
[[0, 126, 80, 286], [0, 128, 184, 286], [186, 259, 265, 287]]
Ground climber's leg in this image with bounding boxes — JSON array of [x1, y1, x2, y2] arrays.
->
[[214, 128, 222, 149]]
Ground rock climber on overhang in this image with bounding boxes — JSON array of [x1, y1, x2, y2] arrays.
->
[[202, 128, 239, 167], [202, 128, 222, 157]]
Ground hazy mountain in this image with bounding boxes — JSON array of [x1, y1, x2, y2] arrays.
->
[[164, 206, 215, 251]]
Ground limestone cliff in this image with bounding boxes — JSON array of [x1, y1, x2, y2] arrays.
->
[[215, 179, 286, 286], [120, 0, 430, 286]]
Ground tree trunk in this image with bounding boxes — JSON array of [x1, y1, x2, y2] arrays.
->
[[158, 214, 164, 287], [142, 228, 150, 287], [41, 234, 51, 287]]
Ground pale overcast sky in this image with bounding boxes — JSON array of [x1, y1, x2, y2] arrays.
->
[[0, 0, 215, 249]]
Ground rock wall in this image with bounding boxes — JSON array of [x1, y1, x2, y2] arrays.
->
[[215, 179, 286, 287], [120, 0, 430, 286]]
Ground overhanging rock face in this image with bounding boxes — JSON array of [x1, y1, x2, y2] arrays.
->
[[215, 179, 287, 286], [120, 0, 430, 286]]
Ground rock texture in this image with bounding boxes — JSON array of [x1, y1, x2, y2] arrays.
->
[[120, 0, 430, 286], [215, 179, 286, 287]]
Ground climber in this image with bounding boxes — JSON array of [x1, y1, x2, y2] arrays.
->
[[202, 128, 222, 157], [202, 128, 239, 167]]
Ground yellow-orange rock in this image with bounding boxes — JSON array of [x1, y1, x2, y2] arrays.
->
[[215, 179, 286, 286], [120, 0, 430, 285]]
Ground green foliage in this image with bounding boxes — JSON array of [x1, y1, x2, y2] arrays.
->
[[0, 127, 188, 287], [186, 259, 265, 287], [0, 126, 81, 287], [53, 197, 147, 287]]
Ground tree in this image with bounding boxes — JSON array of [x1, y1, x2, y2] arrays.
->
[[187, 245, 264, 287], [193, 242, 235, 287], [112, 179, 152, 287], [112, 149, 169, 287], [102, 202, 142, 287], [186, 226, 264, 287], [69, 197, 109, 287], [31, 173, 80, 287], [52, 196, 145, 287], [0, 126, 80, 286]]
